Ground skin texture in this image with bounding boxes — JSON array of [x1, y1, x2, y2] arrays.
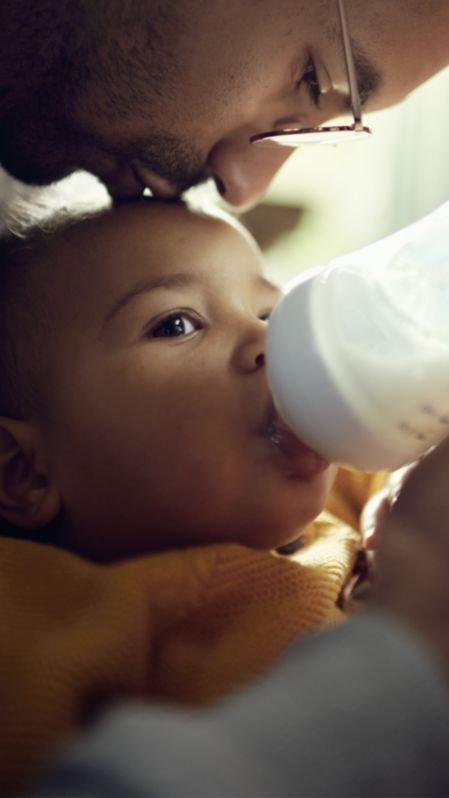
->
[[1, 0, 449, 208], [0, 202, 335, 561]]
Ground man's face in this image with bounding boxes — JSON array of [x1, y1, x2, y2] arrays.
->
[[3, 0, 448, 209], [36, 202, 335, 562]]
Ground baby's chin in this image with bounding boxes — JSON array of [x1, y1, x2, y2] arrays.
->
[[239, 471, 337, 552], [233, 519, 317, 554]]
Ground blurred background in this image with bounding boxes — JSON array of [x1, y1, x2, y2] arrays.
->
[[242, 65, 449, 288]]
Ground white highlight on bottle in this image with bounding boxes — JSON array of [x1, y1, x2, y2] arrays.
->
[[266, 201, 449, 471]]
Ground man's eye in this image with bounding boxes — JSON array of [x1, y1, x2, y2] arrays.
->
[[299, 57, 321, 107], [149, 312, 200, 338]]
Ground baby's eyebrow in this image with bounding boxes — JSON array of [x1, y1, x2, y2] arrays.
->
[[103, 272, 198, 327]]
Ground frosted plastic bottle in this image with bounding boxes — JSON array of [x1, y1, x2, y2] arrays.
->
[[266, 201, 449, 471]]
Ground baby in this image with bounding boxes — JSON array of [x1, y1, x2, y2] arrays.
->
[[0, 198, 340, 556], [0, 199, 382, 795]]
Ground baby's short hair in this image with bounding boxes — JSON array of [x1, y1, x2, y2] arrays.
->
[[1, 226, 50, 418], [0, 219, 69, 539], [0, 169, 112, 417], [0, 208, 102, 419]]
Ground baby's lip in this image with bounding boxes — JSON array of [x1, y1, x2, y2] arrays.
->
[[265, 406, 330, 478]]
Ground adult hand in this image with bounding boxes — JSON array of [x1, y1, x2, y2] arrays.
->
[[372, 437, 449, 677]]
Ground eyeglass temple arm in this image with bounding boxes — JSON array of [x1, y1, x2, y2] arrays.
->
[[337, 0, 363, 126]]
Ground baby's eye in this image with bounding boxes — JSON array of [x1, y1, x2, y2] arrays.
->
[[149, 312, 200, 338], [258, 310, 272, 323]]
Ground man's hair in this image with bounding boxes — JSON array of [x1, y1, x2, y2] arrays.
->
[[1, 0, 179, 121]]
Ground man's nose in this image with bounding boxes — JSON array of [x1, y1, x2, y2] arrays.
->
[[207, 132, 294, 210]]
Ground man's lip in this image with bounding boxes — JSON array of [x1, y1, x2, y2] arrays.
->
[[265, 410, 330, 478], [132, 165, 180, 199], [104, 165, 180, 201], [104, 169, 145, 200]]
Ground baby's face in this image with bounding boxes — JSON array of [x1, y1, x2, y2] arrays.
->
[[39, 202, 335, 560]]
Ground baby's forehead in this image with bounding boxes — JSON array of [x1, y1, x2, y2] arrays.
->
[[34, 200, 257, 325], [51, 198, 251, 270], [52, 200, 241, 268]]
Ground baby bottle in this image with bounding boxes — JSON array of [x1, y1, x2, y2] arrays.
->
[[266, 201, 449, 471]]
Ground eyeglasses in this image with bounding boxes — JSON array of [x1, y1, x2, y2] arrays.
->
[[250, 0, 372, 147]]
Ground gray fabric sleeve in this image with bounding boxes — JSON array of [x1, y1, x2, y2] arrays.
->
[[28, 612, 449, 798]]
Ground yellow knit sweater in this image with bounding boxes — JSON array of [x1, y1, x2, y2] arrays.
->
[[0, 468, 385, 796]]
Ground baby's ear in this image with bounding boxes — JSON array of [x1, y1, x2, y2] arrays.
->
[[0, 417, 61, 530]]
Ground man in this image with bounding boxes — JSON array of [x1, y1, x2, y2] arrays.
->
[[1, 0, 449, 209], [2, 1, 449, 795]]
